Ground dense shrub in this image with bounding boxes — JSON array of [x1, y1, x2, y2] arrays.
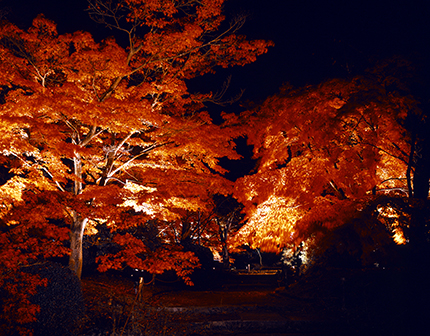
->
[[23, 262, 84, 336]]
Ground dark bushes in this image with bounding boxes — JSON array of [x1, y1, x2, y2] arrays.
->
[[23, 262, 84, 336]]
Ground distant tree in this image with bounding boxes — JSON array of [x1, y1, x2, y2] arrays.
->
[[160, 193, 244, 269], [368, 58, 430, 254], [213, 194, 243, 268], [162, 195, 219, 248], [234, 67, 422, 254]]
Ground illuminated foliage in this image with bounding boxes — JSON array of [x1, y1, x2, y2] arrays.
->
[[234, 72, 420, 253], [96, 232, 200, 285], [157, 194, 244, 268], [0, 0, 271, 329], [0, 190, 69, 333], [231, 195, 302, 252]]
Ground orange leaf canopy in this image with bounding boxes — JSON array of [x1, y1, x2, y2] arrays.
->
[[234, 73, 419, 252], [0, 1, 272, 226], [0, 0, 272, 285]]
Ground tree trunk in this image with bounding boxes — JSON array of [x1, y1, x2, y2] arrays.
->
[[221, 239, 229, 269], [180, 219, 192, 245], [69, 149, 88, 279], [408, 136, 430, 269], [218, 222, 230, 269], [413, 161, 430, 200], [69, 211, 88, 279], [406, 132, 416, 198]]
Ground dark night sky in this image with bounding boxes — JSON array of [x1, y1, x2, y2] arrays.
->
[[2, 0, 429, 179], [4, 0, 429, 100]]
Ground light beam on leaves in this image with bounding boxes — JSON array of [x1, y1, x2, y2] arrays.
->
[[232, 196, 302, 253]]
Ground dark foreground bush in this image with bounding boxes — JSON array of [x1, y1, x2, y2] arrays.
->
[[23, 262, 84, 336]]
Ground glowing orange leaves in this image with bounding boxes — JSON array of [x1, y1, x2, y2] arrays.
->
[[0, 0, 272, 290], [0, 189, 69, 333], [232, 196, 301, 253], [0, 270, 47, 333], [377, 204, 408, 245], [235, 72, 419, 250], [119, 0, 225, 29], [97, 233, 200, 285]]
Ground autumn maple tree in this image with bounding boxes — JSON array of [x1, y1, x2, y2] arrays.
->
[[0, 0, 271, 329], [233, 67, 422, 258]]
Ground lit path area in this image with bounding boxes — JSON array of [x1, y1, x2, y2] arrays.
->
[[79, 267, 428, 335]]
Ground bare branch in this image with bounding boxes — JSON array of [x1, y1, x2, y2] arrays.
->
[[107, 141, 172, 179], [197, 75, 245, 106], [41, 167, 66, 192]]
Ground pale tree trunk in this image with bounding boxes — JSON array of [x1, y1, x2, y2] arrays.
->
[[69, 211, 88, 279], [66, 79, 118, 278], [68, 153, 88, 279]]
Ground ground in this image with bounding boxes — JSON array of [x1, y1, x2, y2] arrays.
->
[[77, 267, 429, 336]]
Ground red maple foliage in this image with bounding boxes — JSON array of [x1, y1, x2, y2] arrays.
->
[[233, 66, 421, 255], [0, 0, 272, 332]]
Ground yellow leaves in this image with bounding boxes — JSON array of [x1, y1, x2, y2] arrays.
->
[[0, 176, 27, 210], [165, 196, 202, 212], [120, 181, 158, 214], [376, 203, 409, 245], [123, 180, 155, 193], [392, 227, 406, 245], [376, 152, 408, 194], [232, 196, 302, 253]]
